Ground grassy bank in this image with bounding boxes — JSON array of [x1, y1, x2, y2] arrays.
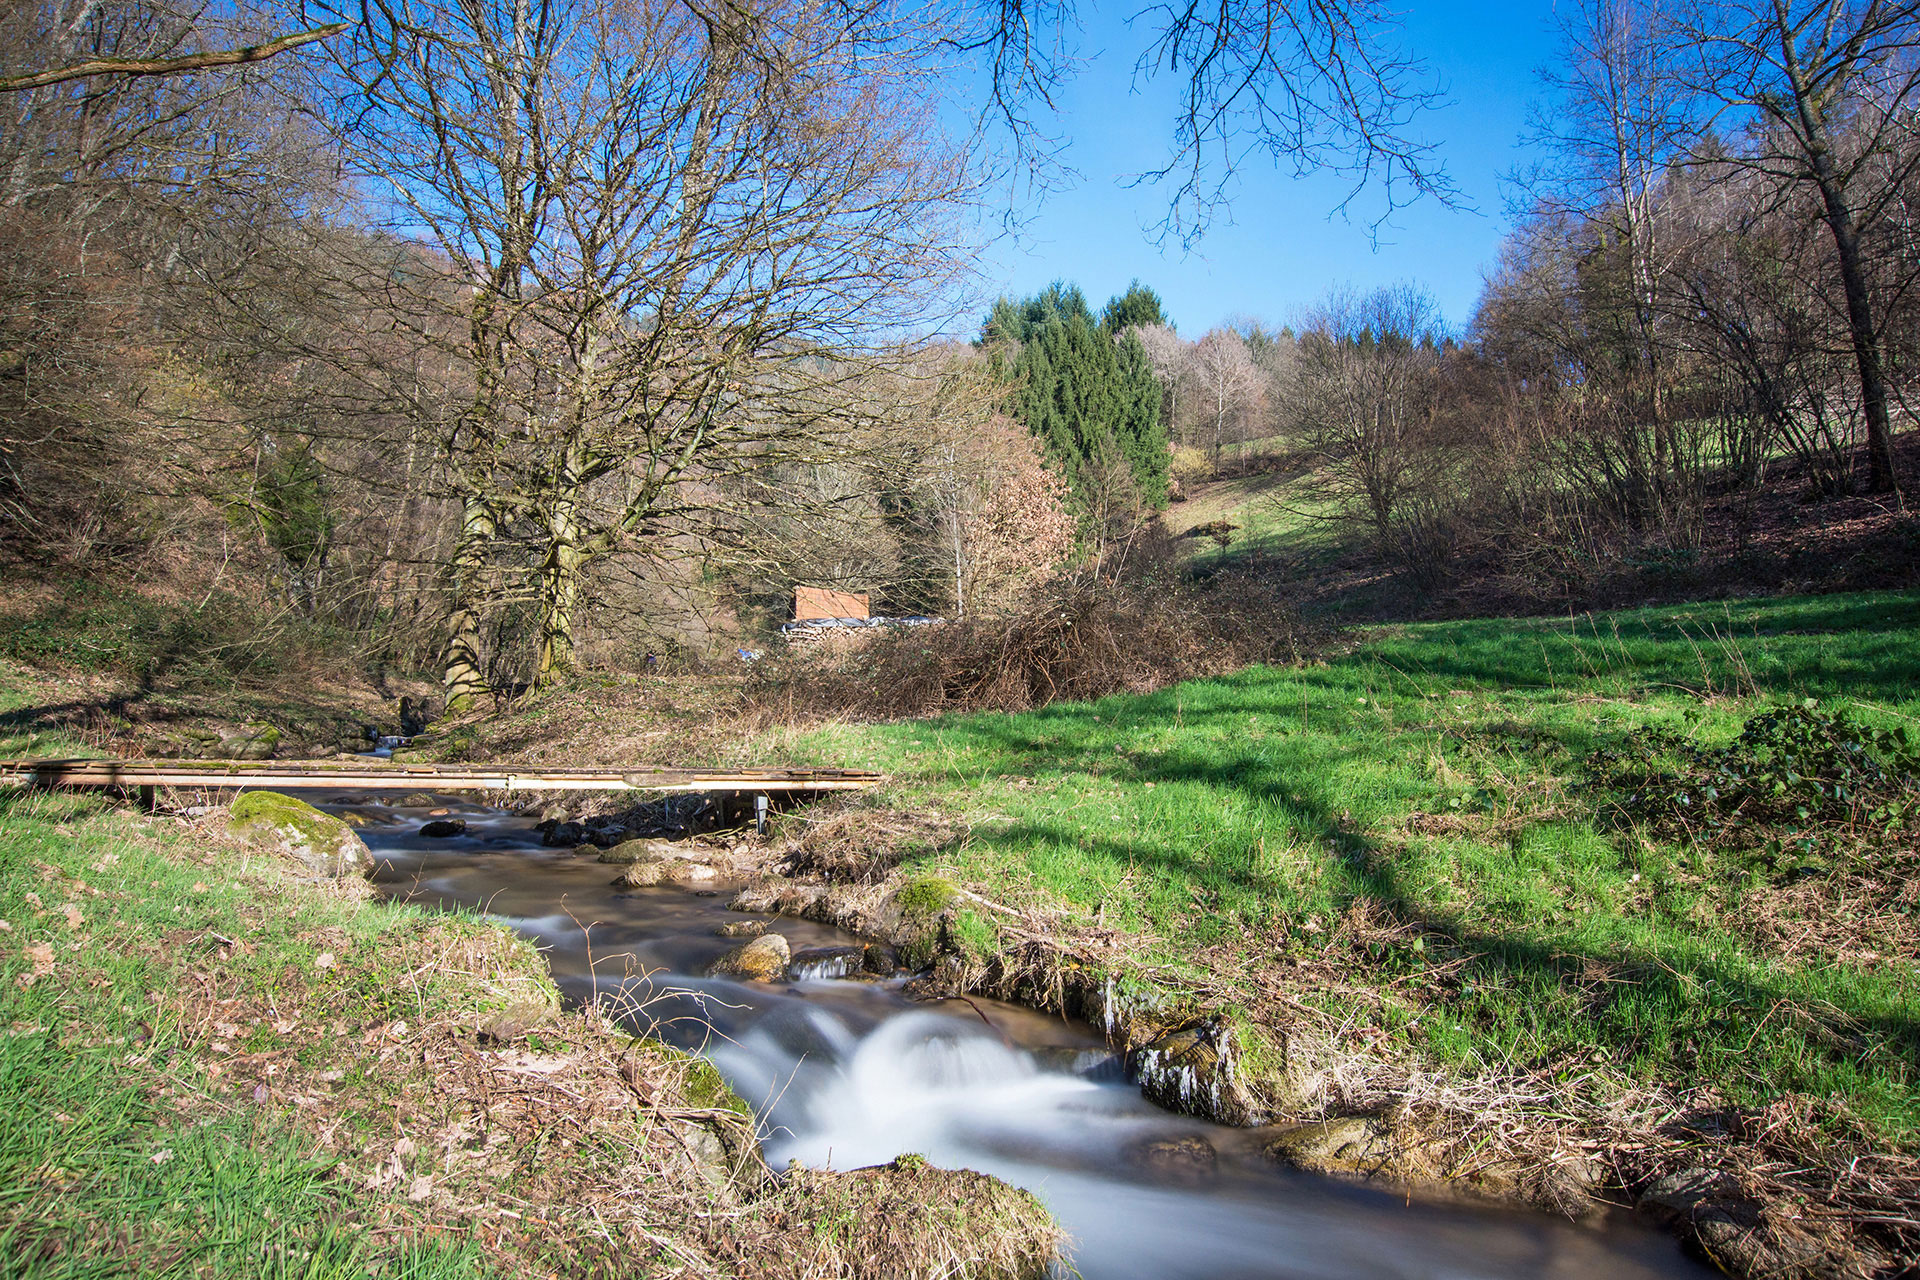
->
[[796, 590, 1919, 1137], [0, 676, 1060, 1278]]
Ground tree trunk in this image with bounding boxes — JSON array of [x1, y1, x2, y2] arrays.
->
[[1817, 189, 1900, 496], [1770, 11, 1902, 498], [535, 491, 585, 686], [441, 495, 495, 713]]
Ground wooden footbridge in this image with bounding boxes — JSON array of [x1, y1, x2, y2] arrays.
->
[[0, 758, 883, 796]]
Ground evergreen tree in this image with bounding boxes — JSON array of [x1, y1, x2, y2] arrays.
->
[[1114, 331, 1170, 502], [980, 281, 1169, 515], [1101, 280, 1170, 334]]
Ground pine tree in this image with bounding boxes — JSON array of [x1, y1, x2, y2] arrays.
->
[[979, 281, 1170, 516], [1101, 281, 1169, 334]]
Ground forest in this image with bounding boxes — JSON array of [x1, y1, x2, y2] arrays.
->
[[4, 0, 1915, 717]]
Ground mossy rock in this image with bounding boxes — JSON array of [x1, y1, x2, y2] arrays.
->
[[682, 1057, 754, 1120], [708, 933, 790, 982], [229, 790, 373, 880], [887, 876, 959, 971]]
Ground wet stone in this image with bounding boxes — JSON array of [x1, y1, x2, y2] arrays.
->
[[788, 945, 867, 981], [419, 818, 467, 838], [538, 820, 588, 847], [1257, 1117, 1389, 1170], [598, 838, 681, 865], [1031, 1046, 1125, 1081], [715, 919, 769, 939], [1123, 1134, 1218, 1187], [708, 932, 790, 982]]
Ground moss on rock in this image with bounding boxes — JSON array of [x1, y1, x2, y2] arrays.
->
[[228, 790, 373, 880]]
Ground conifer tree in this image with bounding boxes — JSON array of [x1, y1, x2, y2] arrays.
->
[[980, 281, 1168, 517]]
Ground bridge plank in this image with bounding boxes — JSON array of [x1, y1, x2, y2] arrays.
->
[[0, 758, 882, 794]]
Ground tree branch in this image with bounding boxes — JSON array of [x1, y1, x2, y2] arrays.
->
[[0, 24, 350, 93]]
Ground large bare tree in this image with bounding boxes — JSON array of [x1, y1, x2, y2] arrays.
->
[[295, 0, 982, 705]]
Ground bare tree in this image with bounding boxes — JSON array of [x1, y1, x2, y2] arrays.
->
[[1293, 283, 1445, 539], [1518, 0, 1700, 496], [1186, 327, 1264, 462], [295, 0, 985, 704], [1670, 0, 1920, 496]]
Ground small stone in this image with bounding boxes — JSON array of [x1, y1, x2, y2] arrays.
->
[[715, 919, 768, 939], [666, 862, 718, 887], [598, 838, 681, 865], [419, 819, 467, 838], [1124, 1134, 1218, 1185], [708, 932, 790, 982]]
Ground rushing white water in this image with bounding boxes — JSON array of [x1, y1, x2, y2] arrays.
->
[[353, 796, 1712, 1280]]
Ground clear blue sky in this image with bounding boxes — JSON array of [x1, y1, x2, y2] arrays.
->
[[974, 2, 1562, 337]]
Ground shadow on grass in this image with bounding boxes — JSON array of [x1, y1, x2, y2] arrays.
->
[[927, 677, 1920, 1124]]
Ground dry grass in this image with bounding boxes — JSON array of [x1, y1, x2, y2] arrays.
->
[[750, 562, 1314, 720]]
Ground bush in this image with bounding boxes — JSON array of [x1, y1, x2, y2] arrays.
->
[[1584, 703, 1919, 844], [751, 557, 1313, 717]]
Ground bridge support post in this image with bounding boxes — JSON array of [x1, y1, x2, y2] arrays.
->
[[755, 793, 769, 837]]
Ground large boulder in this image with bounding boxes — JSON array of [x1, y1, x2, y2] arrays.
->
[[708, 933, 790, 982], [229, 791, 373, 879]]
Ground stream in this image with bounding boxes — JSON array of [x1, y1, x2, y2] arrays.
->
[[341, 795, 1712, 1280]]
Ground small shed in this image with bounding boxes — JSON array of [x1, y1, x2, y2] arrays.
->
[[792, 586, 870, 622]]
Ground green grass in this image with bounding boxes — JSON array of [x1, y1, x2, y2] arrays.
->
[[1162, 464, 1352, 578], [0, 662, 497, 1280], [796, 588, 1920, 1141], [0, 787, 493, 1280]]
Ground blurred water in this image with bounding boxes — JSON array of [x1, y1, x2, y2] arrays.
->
[[347, 794, 1711, 1280]]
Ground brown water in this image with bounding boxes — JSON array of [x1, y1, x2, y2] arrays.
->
[[347, 795, 1713, 1280]]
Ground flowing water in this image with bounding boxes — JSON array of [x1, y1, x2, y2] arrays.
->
[[344, 795, 1712, 1280]]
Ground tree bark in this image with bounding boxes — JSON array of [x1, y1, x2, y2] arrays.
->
[[1816, 185, 1900, 495], [535, 484, 585, 686], [441, 496, 495, 713]]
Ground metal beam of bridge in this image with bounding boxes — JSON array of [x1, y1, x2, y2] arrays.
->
[[0, 758, 883, 795]]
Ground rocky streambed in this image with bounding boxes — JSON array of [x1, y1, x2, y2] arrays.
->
[[338, 794, 1711, 1280]]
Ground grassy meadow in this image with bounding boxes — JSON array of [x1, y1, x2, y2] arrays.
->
[[795, 589, 1920, 1142]]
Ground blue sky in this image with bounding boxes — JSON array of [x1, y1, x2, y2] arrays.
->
[[974, 2, 1563, 337]]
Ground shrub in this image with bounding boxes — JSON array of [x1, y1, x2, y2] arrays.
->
[[1584, 703, 1919, 844], [751, 558, 1313, 717]]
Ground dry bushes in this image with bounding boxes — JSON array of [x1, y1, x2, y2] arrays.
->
[[753, 561, 1313, 719]]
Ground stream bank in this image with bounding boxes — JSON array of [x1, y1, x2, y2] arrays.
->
[[358, 792, 1712, 1280], [517, 782, 1888, 1279], [0, 785, 1060, 1279]]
